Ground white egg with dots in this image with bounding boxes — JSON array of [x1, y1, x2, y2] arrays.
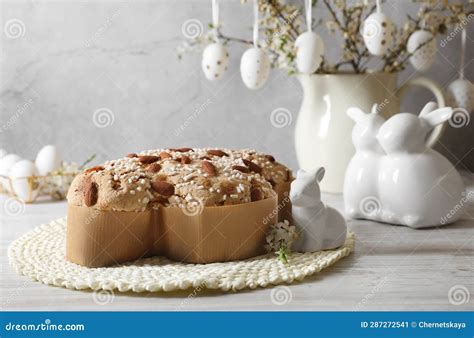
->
[[201, 43, 230, 81], [240, 48, 270, 90], [407, 30, 437, 71], [295, 31, 324, 74], [362, 12, 394, 56]]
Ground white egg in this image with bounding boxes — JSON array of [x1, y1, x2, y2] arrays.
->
[[295, 31, 325, 74], [10, 160, 39, 202], [0, 154, 22, 192], [201, 43, 230, 81], [362, 12, 395, 56], [240, 48, 271, 90], [35, 145, 61, 176], [0, 149, 7, 159], [446, 79, 474, 113], [407, 30, 437, 71]]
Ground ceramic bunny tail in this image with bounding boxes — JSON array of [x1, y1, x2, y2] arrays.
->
[[321, 207, 347, 250]]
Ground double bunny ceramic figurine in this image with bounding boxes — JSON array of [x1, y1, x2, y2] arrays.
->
[[344, 102, 465, 228], [290, 167, 347, 252]]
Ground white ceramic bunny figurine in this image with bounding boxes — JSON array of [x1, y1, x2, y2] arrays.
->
[[344, 104, 386, 219], [290, 167, 347, 252], [376, 102, 465, 228]]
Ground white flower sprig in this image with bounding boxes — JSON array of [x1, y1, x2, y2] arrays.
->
[[265, 220, 299, 263]]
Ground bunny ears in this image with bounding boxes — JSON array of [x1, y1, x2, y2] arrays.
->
[[297, 167, 325, 182], [347, 102, 453, 127], [419, 102, 453, 127], [347, 104, 379, 122]]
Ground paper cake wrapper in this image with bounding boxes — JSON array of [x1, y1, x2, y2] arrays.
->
[[67, 196, 279, 267]]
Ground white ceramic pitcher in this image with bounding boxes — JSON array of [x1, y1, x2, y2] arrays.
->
[[294, 72, 445, 193]]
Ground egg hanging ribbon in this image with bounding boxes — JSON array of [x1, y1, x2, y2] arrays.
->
[[201, 0, 230, 81], [240, 0, 270, 90], [294, 0, 325, 74], [446, 28, 474, 113]]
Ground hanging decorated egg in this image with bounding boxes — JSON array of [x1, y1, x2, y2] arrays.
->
[[362, 12, 394, 56], [295, 31, 325, 74], [446, 79, 474, 113], [407, 30, 437, 71], [10, 159, 39, 202], [240, 47, 270, 90], [201, 42, 229, 81]]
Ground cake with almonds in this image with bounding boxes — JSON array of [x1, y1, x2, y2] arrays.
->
[[67, 148, 291, 212], [66, 148, 292, 267]]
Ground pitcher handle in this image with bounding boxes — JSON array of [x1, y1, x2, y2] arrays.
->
[[397, 77, 445, 147]]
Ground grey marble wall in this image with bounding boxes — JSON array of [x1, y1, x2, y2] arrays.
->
[[0, 0, 472, 170]]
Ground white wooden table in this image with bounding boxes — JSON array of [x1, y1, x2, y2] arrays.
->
[[1, 174, 473, 311]]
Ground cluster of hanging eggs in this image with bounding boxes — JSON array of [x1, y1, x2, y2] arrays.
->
[[201, 42, 230, 81]]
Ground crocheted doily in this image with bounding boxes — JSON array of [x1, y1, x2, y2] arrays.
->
[[8, 217, 355, 292]]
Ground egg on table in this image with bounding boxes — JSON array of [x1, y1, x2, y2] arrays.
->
[[362, 12, 395, 56], [0, 154, 22, 192], [201, 42, 230, 81], [240, 47, 270, 90], [407, 30, 437, 71], [10, 159, 39, 202], [0, 149, 7, 159], [295, 31, 325, 74], [446, 79, 474, 113], [35, 145, 61, 176]]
